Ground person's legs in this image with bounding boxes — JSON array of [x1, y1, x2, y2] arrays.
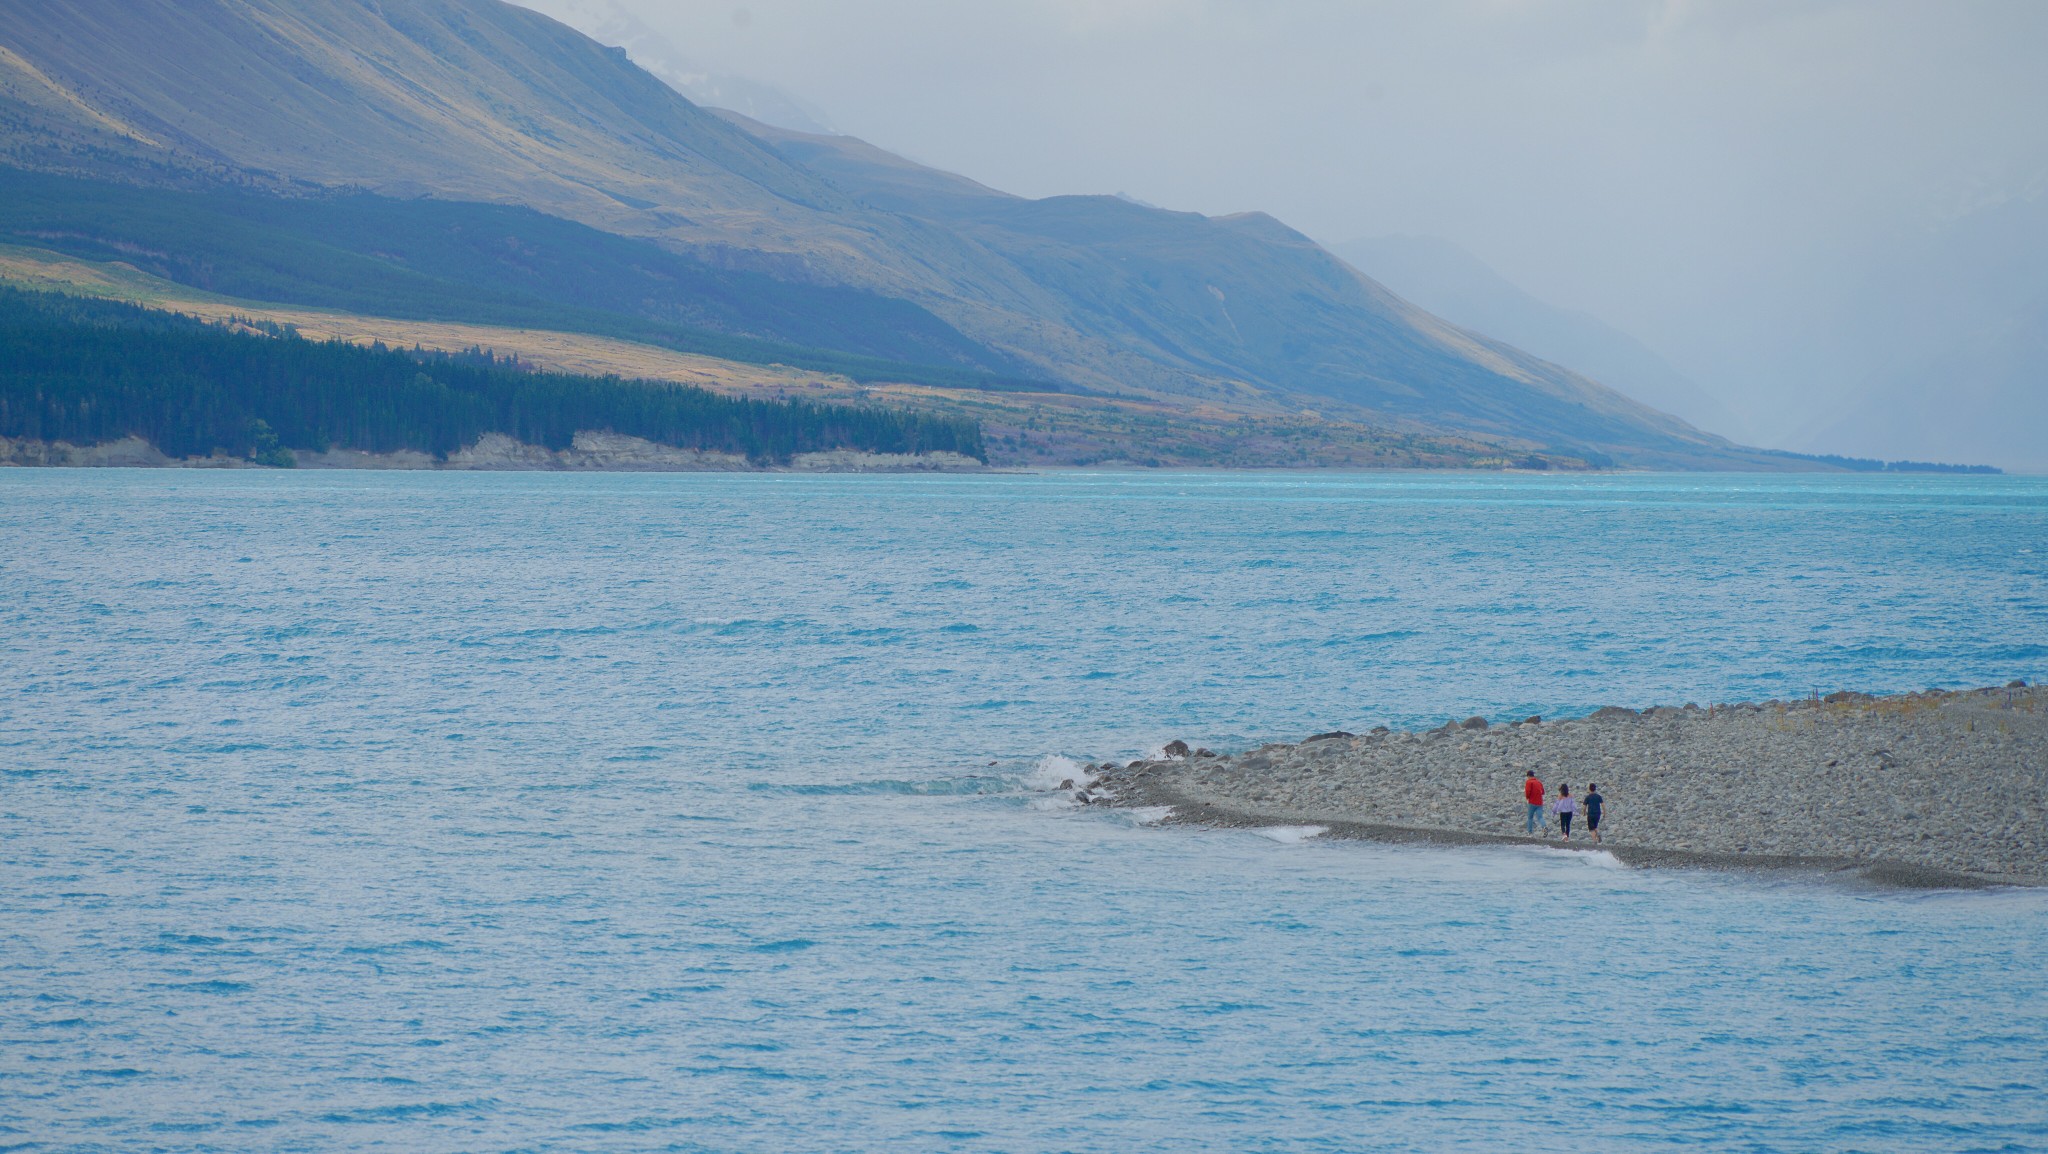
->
[[1525, 802, 1541, 834], [1560, 812, 1572, 840], [1588, 814, 1601, 844]]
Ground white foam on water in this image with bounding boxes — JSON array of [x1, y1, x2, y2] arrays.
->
[[1490, 844, 1630, 881], [1119, 806, 1174, 826], [1020, 754, 1096, 792], [1252, 825, 1329, 844]]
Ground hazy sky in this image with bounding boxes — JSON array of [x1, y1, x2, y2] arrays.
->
[[528, 0, 2048, 453]]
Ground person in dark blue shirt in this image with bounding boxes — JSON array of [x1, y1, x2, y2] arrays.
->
[[1584, 783, 1605, 844]]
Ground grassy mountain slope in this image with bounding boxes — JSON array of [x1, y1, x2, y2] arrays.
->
[[0, 0, 1087, 356], [0, 248, 1524, 470], [1, 0, 1771, 465], [0, 167, 1054, 389], [729, 114, 1753, 464]]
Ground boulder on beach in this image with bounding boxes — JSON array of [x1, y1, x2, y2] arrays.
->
[[1461, 716, 1488, 730], [1590, 706, 1639, 721], [1164, 740, 1190, 758]]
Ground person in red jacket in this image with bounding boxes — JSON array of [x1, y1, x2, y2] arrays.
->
[[1523, 770, 1547, 835]]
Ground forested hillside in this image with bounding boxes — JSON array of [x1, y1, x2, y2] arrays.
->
[[0, 290, 984, 464]]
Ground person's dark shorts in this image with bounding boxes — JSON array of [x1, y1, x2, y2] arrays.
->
[[1586, 811, 1601, 831]]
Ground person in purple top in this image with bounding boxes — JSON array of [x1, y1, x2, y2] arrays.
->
[[1551, 783, 1578, 840]]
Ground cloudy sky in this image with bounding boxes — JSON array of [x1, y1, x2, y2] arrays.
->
[[525, 0, 2048, 462]]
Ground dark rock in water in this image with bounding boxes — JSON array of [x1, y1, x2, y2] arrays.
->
[[1306, 730, 1354, 742], [1195, 748, 1217, 758], [1590, 706, 1639, 721], [2011, 679, 2029, 688], [1164, 739, 1191, 758], [1522, 715, 1542, 726], [1101, 762, 1122, 771], [1058, 779, 1075, 791], [1460, 716, 1488, 730]]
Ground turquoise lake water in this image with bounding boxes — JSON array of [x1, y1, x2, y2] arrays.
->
[[3, 469, 2046, 1151]]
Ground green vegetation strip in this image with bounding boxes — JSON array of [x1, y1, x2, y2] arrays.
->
[[0, 288, 985, 464]]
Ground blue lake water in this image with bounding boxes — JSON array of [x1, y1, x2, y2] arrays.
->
[[3, 469, 2046, 1152]]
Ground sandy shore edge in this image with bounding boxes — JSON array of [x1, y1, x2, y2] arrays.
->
[[1120, 774, 2026, 890]]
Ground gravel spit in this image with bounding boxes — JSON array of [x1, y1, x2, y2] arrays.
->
[[1077, 684, 2047, 888]]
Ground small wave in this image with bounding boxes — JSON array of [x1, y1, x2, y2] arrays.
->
[[317, 1099, 498, 1124], [749, 938, 815, 953], [162, 979, 252, 994], [1253, 825, 1328, 844], [1119, 806, 1174, 826], [1019, 755, 1096, 792], [752, 777, 1013, 797]]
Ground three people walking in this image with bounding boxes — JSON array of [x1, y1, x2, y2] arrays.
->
[[1522, 773, 1607, 843]]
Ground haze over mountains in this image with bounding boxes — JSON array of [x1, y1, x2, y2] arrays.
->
[[1332, 236, 1744, 442], [0, 0, 1943, 469]]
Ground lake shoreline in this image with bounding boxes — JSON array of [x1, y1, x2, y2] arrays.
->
[[0, 432, 988, 473], [1082, 683, 2047, 889]]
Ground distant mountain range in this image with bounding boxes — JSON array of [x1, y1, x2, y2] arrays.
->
[[1330, 236, 1745, 441], [0, 0, 1826, 468], [1790, 192, 2048, 473]]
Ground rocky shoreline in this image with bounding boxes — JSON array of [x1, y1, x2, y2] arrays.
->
[[1067, 683, 2046, 888]]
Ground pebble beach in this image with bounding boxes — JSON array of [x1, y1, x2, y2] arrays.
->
[[1085, 684, 2047, 887]]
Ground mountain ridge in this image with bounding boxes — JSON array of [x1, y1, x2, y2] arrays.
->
[[0, 0, 1795, 467]]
